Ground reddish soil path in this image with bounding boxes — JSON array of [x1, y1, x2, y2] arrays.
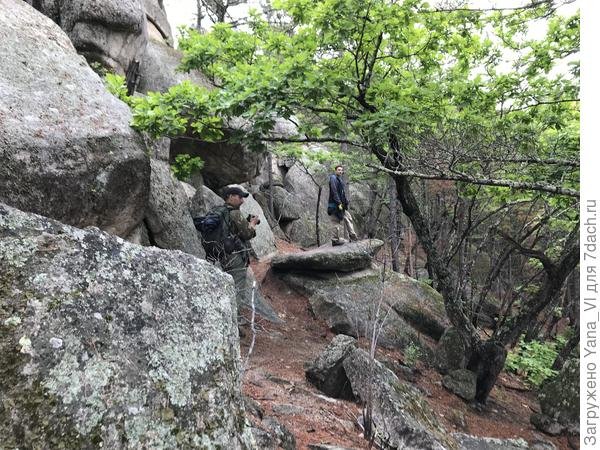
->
[[239, 241, 577, 450]]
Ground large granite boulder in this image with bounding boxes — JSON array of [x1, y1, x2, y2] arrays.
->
[[0, 1, 150, 238], [265, 185, 302, 223], [281, 163, 336, 247], [138, 39, 211, 94], [145, 160, 204, 257], [343, 348, 458, 449], [452, 434, 544, 450], [0, 203, 254, 448], [143, 0, 172, 44], [25, 0, 148, 75], [171, 137, 267, 190], [434, 327, 472, 374], [305, 334, 357, 399], [442, 369, 477, 402], [272, 239, 384, 273], [280, 267, 448, 351], [306, 337, 457, 449], [531, 357, 579, 435]]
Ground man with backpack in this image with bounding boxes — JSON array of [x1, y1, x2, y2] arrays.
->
[[327, 164, 358, 246], [195, 186, 259, 305]]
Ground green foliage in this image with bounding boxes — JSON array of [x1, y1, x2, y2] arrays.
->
[[403, 343, 422, 368], [505, 337, 565, 387], [104, 73, 130, 104], [171, 154, 205, 182]]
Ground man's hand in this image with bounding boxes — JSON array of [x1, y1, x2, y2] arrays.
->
[[338, 203, 344, 211], [250, 216, 260, 227]]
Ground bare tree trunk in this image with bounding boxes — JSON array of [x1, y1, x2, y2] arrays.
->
[[196, 0, 203, 30], [316, 186, 322, 247], [552, 324, 579, 371], [388, 177, 400, 272], [267, 152, 274, 217]]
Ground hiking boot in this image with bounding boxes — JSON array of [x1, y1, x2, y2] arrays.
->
[[332, 238, 347, 246]]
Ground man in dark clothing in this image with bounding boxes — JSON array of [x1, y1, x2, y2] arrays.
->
[[217, 186, 259, 305], [327, 165, 358, 245]]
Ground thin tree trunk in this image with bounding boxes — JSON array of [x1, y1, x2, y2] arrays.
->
[[316, 186, 322, 247], [267, 152, 274, 217], [552, 324, 579, 371], [388, 177, 400, 272]]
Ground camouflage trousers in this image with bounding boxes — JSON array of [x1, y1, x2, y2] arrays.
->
[[220, 251, 249, 309]]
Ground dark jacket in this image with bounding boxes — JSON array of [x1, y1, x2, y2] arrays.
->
[[328, 174, 349, 209]]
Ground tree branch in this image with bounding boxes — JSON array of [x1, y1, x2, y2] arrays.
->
[[367, 165, 579, 198]]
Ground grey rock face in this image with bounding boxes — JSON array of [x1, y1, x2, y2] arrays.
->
[[145, 160, 204, 257], [171, 136, 267, 189], [0, 0, 150, 238], [267, 185, 302, 222], [435, 327, 472, 374], [531, 357, 579, 435], [343, 347, 458, 450], [272, 239, 383, 273], [453, 434, 530, 450], [281, 163, 337, 247], [442, 369, 477, 401], [0, 203, 254, 449], [138, 39, 211, 94], [143, 0, 172, 44], [305, 335, 357, 399], [26, 0, 148, 74], [280, 267, 447, 350]]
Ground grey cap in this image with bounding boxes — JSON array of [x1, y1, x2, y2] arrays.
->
[[223, 186, 250, 198]]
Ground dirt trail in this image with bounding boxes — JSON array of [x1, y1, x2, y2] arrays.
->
[[239, 241, 577, 450]]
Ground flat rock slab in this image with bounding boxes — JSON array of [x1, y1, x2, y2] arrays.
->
[[271, 239, 384, 272]]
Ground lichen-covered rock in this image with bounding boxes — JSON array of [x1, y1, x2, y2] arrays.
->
[[0, 0, 150, 238], [343, 347, 458, 450], [272, 239, 383, 273], [305, 335, 357, 399], [145, 160, 204, 257], [435, 327, 472, 375], [531, 357, 579, 435], [442, 369, 477, 402], [0, 203, 254, 449], [452, 433, 530, 449], [25, 0, 148, 74]]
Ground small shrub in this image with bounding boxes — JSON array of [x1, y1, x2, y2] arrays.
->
[[171, 154, 204, 182], [104, 73, 131, 105], [505, 338, 561, 387], [403, 343, 422, 368]]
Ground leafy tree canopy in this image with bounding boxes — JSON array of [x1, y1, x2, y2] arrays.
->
[[129, 0, 578, 202]]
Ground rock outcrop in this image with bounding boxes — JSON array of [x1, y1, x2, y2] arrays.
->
[[0, 0, 150, 238], [25, 0, 148, 75], [145, 160, 204, 257], [272, 239, 384, 273], [0, 203, 254, 448], [279, 265, 448, 350], [531, 357, 579, 435], [137, 39, 211, 94], [306, 336, 458, 450]]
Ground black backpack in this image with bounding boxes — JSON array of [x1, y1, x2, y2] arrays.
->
[[193, 205, 237, 261]]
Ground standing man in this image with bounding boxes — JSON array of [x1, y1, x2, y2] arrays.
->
[[211, 186, 259, 305], [327, 165, 358, 245]]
